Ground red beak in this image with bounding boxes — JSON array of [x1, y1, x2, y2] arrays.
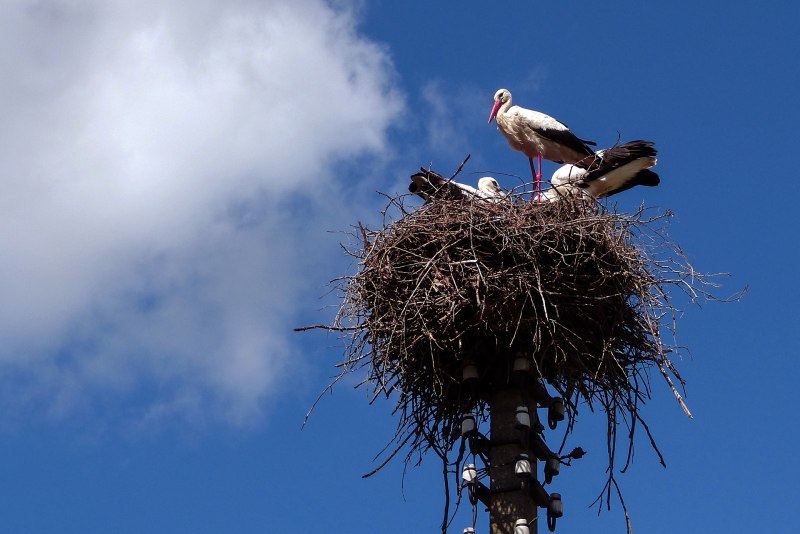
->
[[488, 100, 502, 124]]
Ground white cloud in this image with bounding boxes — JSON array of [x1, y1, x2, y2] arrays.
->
[[0, 0, 403, 425]]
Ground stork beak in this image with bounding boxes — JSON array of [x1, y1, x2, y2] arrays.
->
[[488, 100, 502, 124]]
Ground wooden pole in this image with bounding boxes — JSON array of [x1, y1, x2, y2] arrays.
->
[[489, 385, 537, 534]]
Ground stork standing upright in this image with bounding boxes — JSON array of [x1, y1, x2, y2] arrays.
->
[[488, 88, 596, 199], [540, 140, 660, 201]]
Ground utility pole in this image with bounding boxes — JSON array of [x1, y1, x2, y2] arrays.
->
[[481, 352, 563, 534], [489, 385, 538, 533]]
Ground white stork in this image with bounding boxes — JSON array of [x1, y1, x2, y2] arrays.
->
[[539, 140, 660, 201], [488, 88, 596, 198], [476, 176, 507, 202], [409, 170, 506, 203]]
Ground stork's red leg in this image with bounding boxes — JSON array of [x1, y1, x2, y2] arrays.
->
[[528, 157, 538, 201], [536, 153, 543, 198]]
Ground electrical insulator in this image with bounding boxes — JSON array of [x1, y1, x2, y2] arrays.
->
[[515, 405, 531, 430], [463, 471, 490, 508], [514, 519, 530, 534], [513, 354, 531, 388], [463, 528, 475, 534], [462, 463, 478, 484], [461, 412, 476, 436], [549, 493, 563, 517], [547, 493, 563, 532], [544, 456, 560, 484], [462, 361, 479, 383], [515, 453, 533, 479], [513, 354, 531, 374], [548, 398, 566, 429]]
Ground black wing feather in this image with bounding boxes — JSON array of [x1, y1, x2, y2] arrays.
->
[[575, 140, 658, 182], [409, 169, 469, 201], [604, 169, 660, 197], [534, 127, 596, 160]]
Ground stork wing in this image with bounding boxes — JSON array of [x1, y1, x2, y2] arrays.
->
[[409, 169, 481, 202], [575, 140, 657, 182], [603, 169, 660, 197], [526, 124, 596, 162]]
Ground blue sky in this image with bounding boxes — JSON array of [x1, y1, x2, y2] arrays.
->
[[0, 1, 797, 532]]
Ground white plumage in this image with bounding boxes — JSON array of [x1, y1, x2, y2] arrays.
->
[[488, 88, 596, 195], [540, 140, 660, 201], [476, 176, 507, 202]]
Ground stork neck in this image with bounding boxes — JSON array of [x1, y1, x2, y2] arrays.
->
[[495, 99, 512, 126], [499, 97, 512, 116]]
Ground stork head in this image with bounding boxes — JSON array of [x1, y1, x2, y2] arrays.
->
[[477, 176, 506, 200], [488, 88, 511, 123]]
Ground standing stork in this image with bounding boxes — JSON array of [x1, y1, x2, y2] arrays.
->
[[540, 140, 660, 201], [488, 88, 596, 199]]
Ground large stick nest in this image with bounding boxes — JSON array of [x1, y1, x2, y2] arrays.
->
[[341, 193, 698, 424], [359, 197, 663, 403], [303, 183, 734, 526]]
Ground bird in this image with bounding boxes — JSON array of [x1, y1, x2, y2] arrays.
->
[[409, 169, 507, 203], [539, 140, 660, 201], [488, 88, 596, 198], [476, 176, 507, 202]]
